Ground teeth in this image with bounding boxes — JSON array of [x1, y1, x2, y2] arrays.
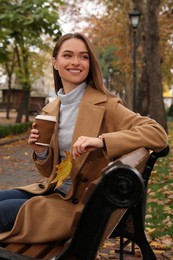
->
[[69, 69, 81, 72]]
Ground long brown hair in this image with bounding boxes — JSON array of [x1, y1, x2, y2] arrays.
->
[[52, 32, 110, 95]]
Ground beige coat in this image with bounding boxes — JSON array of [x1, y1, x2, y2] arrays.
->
[[0, 86, 168, 243]]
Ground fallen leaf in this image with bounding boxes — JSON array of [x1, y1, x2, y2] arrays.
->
[[3, 156, 10, 160], [51, 151, 72, 189]]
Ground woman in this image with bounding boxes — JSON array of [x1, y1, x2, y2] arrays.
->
[[0, 33, 168, 243]]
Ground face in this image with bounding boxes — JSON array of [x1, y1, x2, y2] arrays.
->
[[53, 38, 90, 92]]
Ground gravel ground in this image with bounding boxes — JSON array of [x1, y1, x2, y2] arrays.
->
[[0, 139, 38, 189]]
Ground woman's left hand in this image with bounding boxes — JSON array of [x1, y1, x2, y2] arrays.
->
[[72, 136, 103, 159]]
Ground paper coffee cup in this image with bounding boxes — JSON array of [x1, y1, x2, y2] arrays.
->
[[35, 115, 56, 146]]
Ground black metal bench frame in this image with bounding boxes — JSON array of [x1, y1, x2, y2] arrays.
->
[[111, 145, 170, 260], [0, 146, 169, 260]]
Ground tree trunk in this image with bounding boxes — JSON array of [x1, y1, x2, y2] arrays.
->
[[16, 89, 30, 123], [15, 45, 31, 123], [133, 0, 150, 115], [137, 61, 150, 115], [5, 54, 15, 119], [145, 0, 168, 132], [6, 76, 12, 119]]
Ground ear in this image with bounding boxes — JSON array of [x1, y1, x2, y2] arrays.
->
[[52, 57, 58, 70]]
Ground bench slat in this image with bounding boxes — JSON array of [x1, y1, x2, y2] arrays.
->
[[43, 243, 64, 259], [3, 243, 29, 254], [22, 244, 51, 258], [1, 242, 65, 260]]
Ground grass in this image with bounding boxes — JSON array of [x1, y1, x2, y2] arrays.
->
[[145, 120, 173, 239]]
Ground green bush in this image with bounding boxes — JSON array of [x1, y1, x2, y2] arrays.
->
[[0, 122, 32, 138]]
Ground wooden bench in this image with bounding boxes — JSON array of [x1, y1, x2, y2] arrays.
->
[[0, 146, 169, 260]]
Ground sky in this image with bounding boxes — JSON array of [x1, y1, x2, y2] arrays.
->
[[59, 0, 105, 34]]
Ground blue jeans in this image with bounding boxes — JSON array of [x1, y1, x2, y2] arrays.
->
[[0, 190, 36, 233]]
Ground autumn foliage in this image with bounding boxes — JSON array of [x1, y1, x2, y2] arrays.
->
[[51, 151, 72, 189]]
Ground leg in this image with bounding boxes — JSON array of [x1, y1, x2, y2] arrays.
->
[[0, 189, 36, 233], [0, 189, 35, 201], [0, 199, 27, 233]]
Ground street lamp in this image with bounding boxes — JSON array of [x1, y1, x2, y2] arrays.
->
[[129, 9, 141, 112]]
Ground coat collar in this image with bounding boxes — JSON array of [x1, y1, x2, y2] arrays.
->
[[42, 85, 107, 114], [82, 85, 107, 104]]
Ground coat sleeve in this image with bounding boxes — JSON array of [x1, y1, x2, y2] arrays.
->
[[32, 147, 54, 178], [102, 99, 168, 159]]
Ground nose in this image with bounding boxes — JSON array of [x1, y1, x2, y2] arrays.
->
[[71, 56, 79, 66]]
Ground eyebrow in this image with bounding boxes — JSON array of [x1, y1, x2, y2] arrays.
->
[[62, 50, 89, 54]]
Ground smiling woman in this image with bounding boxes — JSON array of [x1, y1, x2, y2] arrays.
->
[[0, 32, 168, 244]]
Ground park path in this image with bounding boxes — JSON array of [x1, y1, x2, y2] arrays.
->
[[0, 137, 38, 189]]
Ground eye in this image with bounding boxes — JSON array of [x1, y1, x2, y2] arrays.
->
[[63, 53, 72, 58], [80, 54, 89, 60]]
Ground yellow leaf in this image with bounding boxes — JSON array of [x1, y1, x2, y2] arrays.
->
[[51, 151, 72, 189], [150, 241, 166, 250], [146, 227, 157, 234]]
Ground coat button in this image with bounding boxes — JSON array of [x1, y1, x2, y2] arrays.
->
[[38, 183, 45, 189], [81, 176, 88, 183], [72, 197, 79, 204]]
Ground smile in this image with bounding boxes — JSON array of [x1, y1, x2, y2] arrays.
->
[[68, 69, 81, 73]]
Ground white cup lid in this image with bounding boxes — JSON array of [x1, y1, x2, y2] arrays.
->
[[35, 115, 56, 122]]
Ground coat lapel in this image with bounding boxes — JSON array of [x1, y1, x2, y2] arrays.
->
[[70, 86, 107, 180]]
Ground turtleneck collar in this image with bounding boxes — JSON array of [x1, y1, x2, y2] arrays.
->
[[57, 82, 87, 105]]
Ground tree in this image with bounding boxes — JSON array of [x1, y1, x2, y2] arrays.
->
[[5, 53, 16, 119], [146, 0, 167, 131], [134, 0, 168, 131], [0, 0, 63, 123], [0, 30, 16, 119], [159, 0, 173, 89]]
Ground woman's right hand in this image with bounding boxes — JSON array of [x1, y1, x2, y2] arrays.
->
[[28, 122, 47, 153]]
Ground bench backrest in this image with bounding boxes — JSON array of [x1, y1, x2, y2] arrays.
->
[[57, 147, 151, 260]]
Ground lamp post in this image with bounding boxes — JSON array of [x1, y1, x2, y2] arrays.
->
[[129, 9, 141, 112]]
